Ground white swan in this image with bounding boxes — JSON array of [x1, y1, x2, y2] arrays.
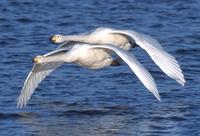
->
[[50, 28, 134, 50], [50, 27, 185, 85], [17, 43, 160, 108]]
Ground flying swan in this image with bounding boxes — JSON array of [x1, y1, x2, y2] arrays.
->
[[50, 28, 185, 85], [17, 44, 161, 108]]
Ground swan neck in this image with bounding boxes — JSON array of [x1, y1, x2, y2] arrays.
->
[[44, 53, 75, 63], [63, 35, 89, 42]]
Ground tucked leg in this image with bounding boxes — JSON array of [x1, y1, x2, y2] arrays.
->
[[111, 60, 121, 66]]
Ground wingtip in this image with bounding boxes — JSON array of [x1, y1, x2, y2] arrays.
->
[[17, 103, 26, 109], [16, 105, 21, 109], [16, 101, 22, 109], [156, 94, 161, 102], [16, 98, 26, 109], [153, 90, 161, 102], [181, 82, 185, 86], [16, 98, 21, 108], [177, 78, 186, 86]]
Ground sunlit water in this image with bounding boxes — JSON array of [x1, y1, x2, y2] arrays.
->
[[0, 0, 200, 135]]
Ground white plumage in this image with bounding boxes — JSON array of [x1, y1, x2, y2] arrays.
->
[[17, 27, 185, 108], [51, 28, 185, 85]]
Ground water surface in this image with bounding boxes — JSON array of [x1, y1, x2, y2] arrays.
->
[[0, 0, 200, 135]]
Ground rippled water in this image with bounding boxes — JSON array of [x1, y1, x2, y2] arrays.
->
[[0, 0, 200, 135]]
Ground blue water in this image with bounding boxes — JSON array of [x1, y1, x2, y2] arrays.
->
[[0, 0, 200, 135]]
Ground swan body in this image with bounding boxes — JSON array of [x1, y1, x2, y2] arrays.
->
[[72, 46, 113, 69]]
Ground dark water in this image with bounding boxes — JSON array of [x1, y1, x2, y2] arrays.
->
[[0, 0, 200, 135]]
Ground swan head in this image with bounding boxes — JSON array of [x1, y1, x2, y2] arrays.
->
[[33, 55, 44, 64], [50, 34, 63, 43]]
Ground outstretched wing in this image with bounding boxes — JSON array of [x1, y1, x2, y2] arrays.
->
[[110, 29, 185, 86], [57, 41, 76, 49], [17, 62, 63, 108], [57, 41, 86, 49], [89, 44, 161, 101]]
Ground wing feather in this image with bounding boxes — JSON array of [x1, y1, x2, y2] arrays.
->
[[17, 62, 62, 108], [89, 44, 161, 101], [110, 29, 185, 85]]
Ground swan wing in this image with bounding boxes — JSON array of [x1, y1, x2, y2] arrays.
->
[[57, 41, 86, 49], [89, 44, 161, 101], [17, 61, 63, 108], [57, 41, 75, 49], [110, 29, 185, 86]]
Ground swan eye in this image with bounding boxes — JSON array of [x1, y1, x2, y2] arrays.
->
[[37, 56, 43, 59]]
